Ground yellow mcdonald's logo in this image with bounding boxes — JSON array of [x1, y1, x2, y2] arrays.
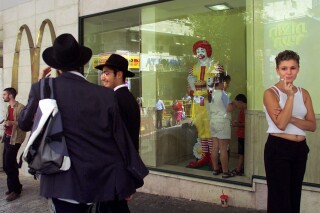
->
[[11, 19, 56, 92]]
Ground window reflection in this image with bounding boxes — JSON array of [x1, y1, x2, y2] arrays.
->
[[82, 0, 248, 182]]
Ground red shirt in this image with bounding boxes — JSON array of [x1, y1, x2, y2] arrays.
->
[[236, 109, 245, 138], [5, 106, 14, 136], [172, 102, 183, 111]]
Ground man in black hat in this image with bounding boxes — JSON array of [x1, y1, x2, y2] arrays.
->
[[95, 54, 140, 152], [18, 34, 143, 212]]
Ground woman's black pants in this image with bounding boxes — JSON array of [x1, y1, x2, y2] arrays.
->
[[264, 134, 309, 213]]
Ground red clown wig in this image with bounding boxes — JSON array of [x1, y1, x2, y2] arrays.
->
[[192, 40, 212, 57]]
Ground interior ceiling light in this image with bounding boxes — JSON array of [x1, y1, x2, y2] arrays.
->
[[206, 3, 232, 11]]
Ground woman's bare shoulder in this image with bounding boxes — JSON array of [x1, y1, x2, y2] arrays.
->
[[264, 87, 279, 98]]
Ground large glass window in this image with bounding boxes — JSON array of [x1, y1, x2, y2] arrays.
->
[[250, 0, 320, 185], [81, 0, 248, 183]]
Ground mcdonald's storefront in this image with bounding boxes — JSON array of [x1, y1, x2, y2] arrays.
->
[[1, 0, 320, 210]]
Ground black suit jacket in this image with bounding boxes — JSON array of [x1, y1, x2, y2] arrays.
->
[[18, 72, 137, 203], [115, 86, 140, 152]]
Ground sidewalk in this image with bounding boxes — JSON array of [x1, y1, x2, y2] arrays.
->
[[0, 172, 266, 213]]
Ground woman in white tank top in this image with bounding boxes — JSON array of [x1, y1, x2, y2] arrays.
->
[[263, 50, 316, 213]]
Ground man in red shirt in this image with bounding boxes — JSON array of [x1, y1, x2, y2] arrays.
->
[[2, 87, 26, 201], [231, 94, 247, 176]]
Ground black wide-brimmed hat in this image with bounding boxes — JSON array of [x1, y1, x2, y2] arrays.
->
[[42, 33, 92, 70], [95, 54, 135, 77]]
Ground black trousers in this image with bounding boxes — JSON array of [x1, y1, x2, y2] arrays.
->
[[52, 198, 91, 213], [156, 110, 163, 129], [52, 198, 130, 213], [264, 135, 309, 213], [3, 135, 22, 194], [95, 200, 130, 213]]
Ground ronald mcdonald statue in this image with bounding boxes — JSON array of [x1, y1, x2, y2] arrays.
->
[[187, 40, 224, 169]]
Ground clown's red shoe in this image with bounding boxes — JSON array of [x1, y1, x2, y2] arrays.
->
[[188, 153, 211, 168]]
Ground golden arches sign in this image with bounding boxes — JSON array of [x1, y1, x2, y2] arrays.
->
[[11, 19, 56, 92]]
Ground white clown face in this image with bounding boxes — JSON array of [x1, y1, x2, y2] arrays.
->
[[196, 47, 208, 60]]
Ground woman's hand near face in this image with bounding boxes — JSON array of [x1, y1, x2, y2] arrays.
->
[[281, 79, 295, 97]]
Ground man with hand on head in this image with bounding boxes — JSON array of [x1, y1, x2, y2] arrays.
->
[[18, 34, 143, 213]]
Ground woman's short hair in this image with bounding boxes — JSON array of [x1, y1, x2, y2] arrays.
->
[[275, 50, 300, 68]]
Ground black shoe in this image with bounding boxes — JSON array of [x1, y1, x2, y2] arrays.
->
[[212, 168, 222, 176], [6, 192, 20, 202], [5, 184, 22, 195], [231, 169, 244, 176], [222, 171, 235, 178]]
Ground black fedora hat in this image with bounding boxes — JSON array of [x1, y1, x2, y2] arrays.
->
[[95, 54, 135, 77], [42, 33, 92, 70]]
